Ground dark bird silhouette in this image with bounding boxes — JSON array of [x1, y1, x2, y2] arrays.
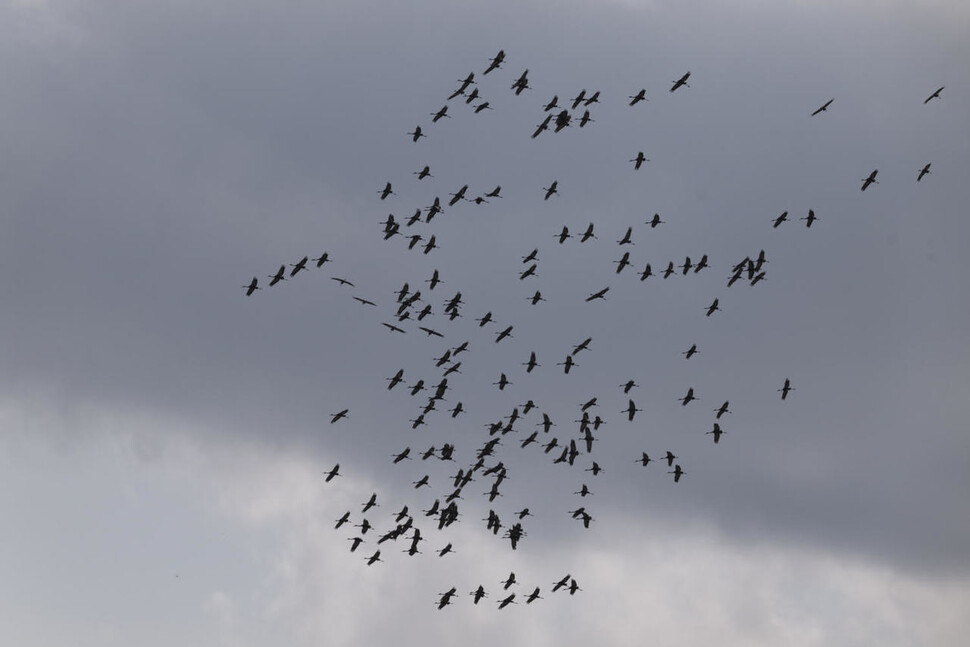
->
[[557, 355, 576, 374], [362, 493, 378, 513], [493, 373, 511, 390], [474, 101, 492, 113], [522, 248, 538, 263], [289, 256, 309, 277], [552, 574, 571, 592], [801, 209, 817, 227], [532, 114, 552, 138], [664, 451, 677, 467], [324, 464, 340, 482], [679, 387, 696, 406], [426, 269, 442, 290], [670, 71, 691, 92], [580, 223, 597, 242], [636, 452, 652, 467], [422, 235, 437, 255], [617, 226, 634, 245], [715, 401, 731, 419], [313, 252, 330, 267], [917, 163, 931, 182], [586, 286, 610, 302], [571, 89, 587, 109], [331, 276, 354, 287], [392, 447, 411, 463], [528, 290, 545, 305], [407, 126, 426, 142], [861, 169, 879, 191], [647, 213, 664, 228], [707, 423, 725, 444], [379, 182, 395, 200], [773, 211, 788, 228], [543, 181, 559, 200], [669, 464, 685, 483], [498, 594, 516, 609], [706, 298, 720, 317], [330, 409, 349, 424], [418, 326, 444, 338], [243, 277, 259, 296], [779, 378, 794, 400], [485, 186, 502, 199], [353, 296, 377, 306], [448, 184, 469, 206], [573, 337, 592, 355], [639, 263, 653, 280], [811, 98, 834, 116], [511, 69, 530, 94], [682, 344, 698, 359], [414, 165, 432, 180], [681, 256, 693, 275], [924, 86, 944, 104], [625, 399, 642, 421], [495, 325, 514, 343], [437, 587, 457, 609], [694, 254, 709, 273], [268, 265, 286, 286], [520, 263, 538, 279], [579, 110, 594, 127], [630, 152, 649, 170], [470, 585, 487, 604], [430, 105, 450, 123], [556, 226, 571, 244], [584, 91, 600, 105], [615, 252, 632, 274], [629, 89, 647, 105], [365, 550, 382, 566], [335, 511, 350, 529], [663, 261, 676, 279], [526, 587, 542, 604], [621, 380, 639, 394], [484, 49, 505, 74], [348, 536, 364, 552], [586, 461, 603, 475], [382, 322, 406, 333]]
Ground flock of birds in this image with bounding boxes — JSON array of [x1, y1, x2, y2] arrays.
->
[[240, 50, 943, 610]]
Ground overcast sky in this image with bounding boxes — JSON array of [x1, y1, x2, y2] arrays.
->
[[2, 1, 969, 645]]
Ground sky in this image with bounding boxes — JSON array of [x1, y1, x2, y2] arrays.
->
[[2, 0, 969, 645]]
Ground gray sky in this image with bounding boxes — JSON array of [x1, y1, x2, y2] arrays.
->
[[2, 1, 969, 645]]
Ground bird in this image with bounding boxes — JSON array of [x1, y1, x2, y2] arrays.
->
[[526, 587, 542, 604], [495, 325, 514, 343], [629, 89, 647, 105], [365, 550, 382, 566], [474, 101, 492, 113], [497, 594, 516, 609], [621, 380, 639, 394], [917, 163, 931, 182], [382, 322, 406, 333], [485, 186, 502, 199], [630, 152, 649, 170], [353, 296, 376, 306], [669, 464, 685, 482], [312, 252, 330, 267], [330, 409, 349, 424], [705, 298, 720, 317], [267, 265, 286, 286], [543, 181, 559, 200], [361, 493, 378, 513], [682, 344, 698, 359], [707, 423, 725, 444], [430, 105, 450, 123], [617, 226, 634, 245], [670, 71, 691, 92], [679, 387, 696, 406], [811, 98, 834, 116], [289, 256, 308, 277], [520, 263, 537, 280], [615, 252, 632, 273], [714, 401, 731, 419], [625, 400, 642, 421], [418, 326, 444, 338], [572, 337, 592, 355], [861, 169, 879, 191], [923, 86, 944, 104], [555, 226, 571, 244], [379, 182, 395, 200], [437, 587, 457, 609], [331, 277, 355, 287], [647, 213, 664, 228], [571, 89, 587, 109], [324, 464, 340, 482], [523, 351, 540, 373], [392, 447, 412, 463], [773, 211, 788, 228], [639, 263, 653, 280], [801, 210, 817, 227], [407, 126, 425, 142], [778, 378, 794, 400], [636, 452, 652, 467], [522, 248, 538, 263], [413, 165, 432, 180], [242, 277, 259, 296], [580, 223, 597, 242], [552, 574, 572, 592], [578, 110, 594, 127], [470, 585, 487, 604], [484, 49, 505, 74], [586, 286, 610, 302]]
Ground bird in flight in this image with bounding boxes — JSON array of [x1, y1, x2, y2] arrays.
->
[[330, 409, 349, 424], [778, 378, 795, 400], [586, 286, 610, 302], [917, 163, 931, 182], [630, 152, 649, 170], [923, 86, 944, 104], [773, 211, 788, 228], [484, 49, 505, 75], [629, 89, 647, 105], [543, 181, 559, 200], [242, 277, 259, 296], [811, 98, 834, 116], [801, 209, 817, 228], [861, 169, 879, 191], [670, 71, 691, 92], [407, 126, 425, 142]]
